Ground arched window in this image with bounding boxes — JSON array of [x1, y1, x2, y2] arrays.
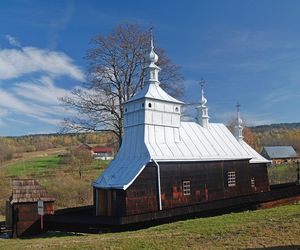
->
[[125, 108, 128, 112], [148, 103, 152, 108], [175, 107, 179, 112]]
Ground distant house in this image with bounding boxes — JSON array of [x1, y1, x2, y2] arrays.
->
[[261, 146, 298, 164], [91, 147, 114, 160]]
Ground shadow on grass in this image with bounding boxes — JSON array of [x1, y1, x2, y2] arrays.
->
[[21, 231, 85, 239], [246, 246, 300, 250]]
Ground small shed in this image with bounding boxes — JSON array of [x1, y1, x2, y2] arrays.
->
[[261, 146, 298, 164], [6, 179, 55, 237]]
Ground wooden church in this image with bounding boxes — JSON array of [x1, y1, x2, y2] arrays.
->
[[92, 38, 270, 217]]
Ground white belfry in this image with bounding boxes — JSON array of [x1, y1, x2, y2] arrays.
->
[[234, 102, 244, 141], [197, 78, 209, 128]]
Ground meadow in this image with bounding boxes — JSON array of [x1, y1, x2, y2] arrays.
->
[[0, 204, 299, 249], [268, 163, 299, 185]]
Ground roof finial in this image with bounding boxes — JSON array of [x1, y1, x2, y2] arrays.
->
[[235, 102, 243, 141], [197, 78, 209, 128], [149, 27, 158, 64], [236, 102, 242, 125], [150, 27, 154, 50], [147, 27, 160, 84], [200, 78, 207, 106]]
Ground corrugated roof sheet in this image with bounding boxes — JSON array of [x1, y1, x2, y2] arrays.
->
[[93, 121, 268, 190], [239, 141, 270, 163], [262, 146, 298, 159], [10, 179, 55, 204], [126, 82, 183, 104]]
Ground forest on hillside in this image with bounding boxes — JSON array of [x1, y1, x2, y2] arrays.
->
[[250, 123, 300, 153]]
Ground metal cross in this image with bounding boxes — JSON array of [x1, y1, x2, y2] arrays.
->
[[200, 78, 206, 88], [236, 102, 241, 112]]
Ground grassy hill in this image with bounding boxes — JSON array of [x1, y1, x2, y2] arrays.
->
[[5, 155, 61, 177], [0, 152, 109, 215], [0, 204, 299, 249]]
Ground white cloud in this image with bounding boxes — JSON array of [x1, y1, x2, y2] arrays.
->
[[0, 87, 73, 128], [5, 118, 30, 126], [5, 34, 21, 47], [29, 115, 62, 126], [0, 110, 8, 117], [0, 46, 84, 81], [0, 89, 39, 115], [0, 110, 8, 126], [14, 76, 69, 104], [47, 1, 75, 49], [0, 39, 86, 133]]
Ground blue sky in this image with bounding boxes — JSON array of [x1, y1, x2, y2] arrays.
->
[[1, 0, 300, 136]]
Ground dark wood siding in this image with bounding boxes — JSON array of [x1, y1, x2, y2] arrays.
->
[[12, 202, 54, 237], [250, 163, 270, 192], [124, 160, 270, 215], [125, 166, 158, 215], [94, 188, 126, 217], [94, 172, 158, 217]]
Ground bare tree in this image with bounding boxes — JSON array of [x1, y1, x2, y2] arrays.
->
[[61, 23, 184, 145]]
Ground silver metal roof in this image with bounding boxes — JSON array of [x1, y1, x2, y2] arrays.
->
[[126, 80, 183, 104], [261, 146, 298, 159], [239, 140, 270, 164], [93, 121, 269, 190]]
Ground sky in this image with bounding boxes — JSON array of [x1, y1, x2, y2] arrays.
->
[[1, 0, 300, 136]]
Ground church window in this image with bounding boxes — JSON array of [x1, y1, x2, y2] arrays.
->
[[251, 177, 255, 188], [182, 180, 191, 196], [227, 171, 236, 187], [148, 103, 152, 108], [175, 107, 179, 112]]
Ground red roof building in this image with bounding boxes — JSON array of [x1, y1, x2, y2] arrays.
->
[[91, 147, 114, 160]]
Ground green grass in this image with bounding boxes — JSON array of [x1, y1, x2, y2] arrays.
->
[[0, 204, 300, 249], [5, 155, 62, 177], [268, 163, 298, 184], [90, 159, 111, 169]]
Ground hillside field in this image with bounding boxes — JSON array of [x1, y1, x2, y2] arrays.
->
[[0, 204, 299, 249], [0, 150, 109, 215]]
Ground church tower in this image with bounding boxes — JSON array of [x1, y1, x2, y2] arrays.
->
[[123, 33, 183, 131]]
